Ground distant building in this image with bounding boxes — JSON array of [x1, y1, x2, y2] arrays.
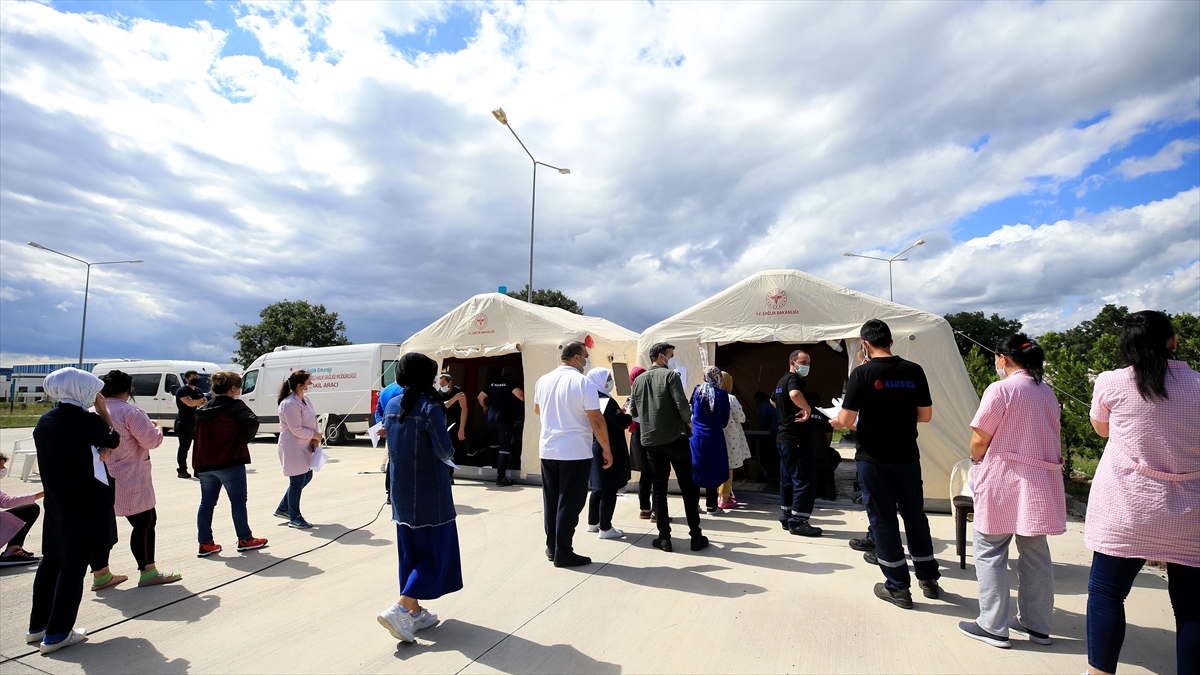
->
[[8, 363, 100, 403]]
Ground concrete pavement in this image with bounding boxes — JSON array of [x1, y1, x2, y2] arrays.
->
[[0, 427, 1180, 674]]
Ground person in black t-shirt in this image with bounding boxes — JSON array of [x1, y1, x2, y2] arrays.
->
[[835, 319, 941, 609], [437, 374, 469, 468], [478, 370, 524, 487], [174, 371, 208, 479], [771, 350, 820, 537], [803, 391, 838, 501]]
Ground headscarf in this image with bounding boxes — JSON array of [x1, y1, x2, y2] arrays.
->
[[43, 367, 104, 409], [394, 353, 439, 422], [586, 367, 612, 398], [629, 366, 646, 386], [719, 370, 734, 393], [694, 365, 722, 412]]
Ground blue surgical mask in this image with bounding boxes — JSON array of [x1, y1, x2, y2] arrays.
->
[[797, 364, 810, 377], [605, 379, 614, 393]]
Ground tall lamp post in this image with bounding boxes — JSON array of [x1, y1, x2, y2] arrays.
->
[[491, 107, 570, 304], [843, 239, 925, 302], [27, 242, 143, 367]]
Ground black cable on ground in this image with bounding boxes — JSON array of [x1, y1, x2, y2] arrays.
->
[[0, 500, 388, 665]]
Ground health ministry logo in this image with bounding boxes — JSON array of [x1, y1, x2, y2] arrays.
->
[[766, 288, 788, 309], [472, 313, 489, 330]]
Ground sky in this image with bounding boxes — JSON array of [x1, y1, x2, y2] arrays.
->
[[1, 0, 1197, 366]]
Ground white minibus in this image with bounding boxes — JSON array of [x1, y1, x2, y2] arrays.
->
[[90, 359, 222, 432]]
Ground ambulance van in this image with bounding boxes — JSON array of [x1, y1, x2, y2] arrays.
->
[[239, 343, 402, 444]]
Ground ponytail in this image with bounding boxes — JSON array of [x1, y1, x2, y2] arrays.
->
[[1120, 310, 1175, 401], [995, 333, 1044, 385], [278, 370, 311, 404]]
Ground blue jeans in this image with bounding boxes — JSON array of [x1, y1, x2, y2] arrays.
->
[[1087, 551, 1199, 675], [857, 460, 939, 591], [277, 470, 313, 520], [197, 466, 251, 543], [778, 440, 815, 525]]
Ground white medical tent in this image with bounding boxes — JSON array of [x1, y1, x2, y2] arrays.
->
[[400, 293, 640, 481], [637, 270, 978, 510]]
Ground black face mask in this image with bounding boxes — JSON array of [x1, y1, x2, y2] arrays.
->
[[188, 379, 198, 386]]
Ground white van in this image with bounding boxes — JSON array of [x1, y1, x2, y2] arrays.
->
[[239, 343, 401, 444], [90, 359, 223, 432]]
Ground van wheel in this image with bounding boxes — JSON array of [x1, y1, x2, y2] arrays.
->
[[324, 416, 347, 445]]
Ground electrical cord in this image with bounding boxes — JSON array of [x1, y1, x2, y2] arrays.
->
[[952, 329, 1092, 409], [0, 500, 388, 665]]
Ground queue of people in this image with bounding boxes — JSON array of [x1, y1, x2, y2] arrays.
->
[[8, 310, 1195, 673]]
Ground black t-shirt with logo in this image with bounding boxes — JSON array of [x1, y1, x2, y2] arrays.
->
[[174, 385, 206, 432], [485, 378, 520, 426], [440, 386, 464, 429], [841, 356, 932, 463], [772, 372, 808, 445]]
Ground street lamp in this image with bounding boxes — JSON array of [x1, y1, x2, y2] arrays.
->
[[843, 239, 925, 302], [491, 107, 570, 304], [27, 242, 143, 367]]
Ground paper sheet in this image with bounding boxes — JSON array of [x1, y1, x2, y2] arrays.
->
[[368, 422, 385, 448], [443, 458, 459, 469], [816, 396, 843, 420], [311, 446, 330, 472], [91, 447, 109, 485]]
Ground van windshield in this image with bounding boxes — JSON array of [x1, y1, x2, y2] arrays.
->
[[181, 373, 212, 394]]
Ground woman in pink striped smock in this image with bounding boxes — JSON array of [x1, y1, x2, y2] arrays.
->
[[958, 335, 1064, 650], [97, 371, 182, 588], [275, 371, 321, 529], [1085, 311, 1199, 675]]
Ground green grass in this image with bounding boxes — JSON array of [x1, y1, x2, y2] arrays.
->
[[0, 402, 53, 429]]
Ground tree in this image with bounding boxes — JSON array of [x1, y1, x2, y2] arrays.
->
[[233, 300, 351, 367], [1172, 312, 1199, 370], [505, 285, 584, 315], [963, 344, 999, 397], [944, 311, 1023, 356], [1043, 304, 1128, 359]]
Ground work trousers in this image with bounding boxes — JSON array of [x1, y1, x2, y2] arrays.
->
[[858, 459, 939, 591], [973, 530, 1053, 638], [587, 488, 618, 532], [1087, 552, 1199, 675], [176, 428, 194, 472], [645, 436, 702, 539], [492, 423, 515, 481], [29, 552, 91, 636], [541, 458, 590, 558], [778, 440, 816, 525], [637, 471, 654, 511]]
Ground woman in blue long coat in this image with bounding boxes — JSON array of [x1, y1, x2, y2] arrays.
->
[[690, 366, 730, 514]]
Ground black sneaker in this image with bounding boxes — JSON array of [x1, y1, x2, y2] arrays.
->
[[652, 537, 673, 552], [849, 536, 876, 551], [690, 535, 709, 551], [545, 547, 555, 562], [553, 552, 592, 568], [779, 521, 790, 531], [789, 520, 823, 537], [918, 579, 941, 599], [1007, 617, 1051, 645], [874, 582, 913, 609], [177, 470, 192, 479], [496, 478, 514, 487], [958, 621, 1011, 648], [863, 550, 878, 565]]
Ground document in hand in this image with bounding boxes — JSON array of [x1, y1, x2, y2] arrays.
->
[[816, 397, 844, 420], [368, 422, 385, 448], [312, 446, 331, 472], [91, 447, 109, 485]]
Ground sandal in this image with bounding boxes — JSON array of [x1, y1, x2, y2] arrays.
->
[[138, 571, 183, 587], [91, 572, 128, 591]]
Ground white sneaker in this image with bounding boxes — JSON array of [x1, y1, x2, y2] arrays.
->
[[39, 628, 87, 654], [377, 604, 415, 643], [586, 524, 600, 533], [411, 608, 439, 632], [599, 528, 625, 539]]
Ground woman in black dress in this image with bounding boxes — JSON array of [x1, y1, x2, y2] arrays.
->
[[585, 368, 632, 539]]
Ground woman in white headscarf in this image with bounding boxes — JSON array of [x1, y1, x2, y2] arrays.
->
[[27, 368, 121, 654], [584, 368, 632, 539]]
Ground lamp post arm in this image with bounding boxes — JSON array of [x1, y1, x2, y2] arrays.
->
[[506, 124, 537, 165], [846, 253, 891, 263], [535, 161, 567, 172], [891, 243, 921, 262]]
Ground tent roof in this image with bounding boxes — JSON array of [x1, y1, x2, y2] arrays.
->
[[641, 269, 946, 346]]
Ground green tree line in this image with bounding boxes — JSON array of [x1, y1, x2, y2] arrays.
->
[[945, 306, 1200, 477]]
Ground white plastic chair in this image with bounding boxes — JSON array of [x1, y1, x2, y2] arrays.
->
[[11, 437, 38, 481]]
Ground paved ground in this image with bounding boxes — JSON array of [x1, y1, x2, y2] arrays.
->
[[0, 427, 1180, 674]]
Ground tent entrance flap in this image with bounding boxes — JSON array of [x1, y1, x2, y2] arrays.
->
[[441, 354, 524, 471], [715, 341, 849, 430]]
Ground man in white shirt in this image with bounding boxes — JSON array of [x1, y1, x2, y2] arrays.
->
[[534, 341, 612, 568]]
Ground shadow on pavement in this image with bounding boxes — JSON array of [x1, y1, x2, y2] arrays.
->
[[395, 618, 620, 674], [219, 552, 324, 579], [89, 587, 222, 623], [297, 522, 391, 547], [707, 540, 853, 575], [34, 636, 190, 674], [590, 561, 767, 598]]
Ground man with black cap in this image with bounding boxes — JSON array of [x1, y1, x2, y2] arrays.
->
[[628, 342, 708, 553]]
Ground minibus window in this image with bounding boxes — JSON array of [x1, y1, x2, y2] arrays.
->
[[165, 373, 180, 394], [382, 360, 398, 386], [242, 370, 259, 395], [131, 374, 162, 398]]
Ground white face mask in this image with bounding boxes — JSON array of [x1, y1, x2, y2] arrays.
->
[[796, 364, 811, 377], [438, 384, 450, 393], [666, 357, 678, 370], [995, 358, 1008, 379], [605, 379, 614, 393], [583, 357, 592, 371], [0, 465, 7, 480]]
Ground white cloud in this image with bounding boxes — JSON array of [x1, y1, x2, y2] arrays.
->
[[1114, 138, 1200, 179], [0, 0, 1197, 363], [0, 286, 31, 301]]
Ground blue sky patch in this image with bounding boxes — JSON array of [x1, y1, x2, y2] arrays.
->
[[384, 4, 480, 59]]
